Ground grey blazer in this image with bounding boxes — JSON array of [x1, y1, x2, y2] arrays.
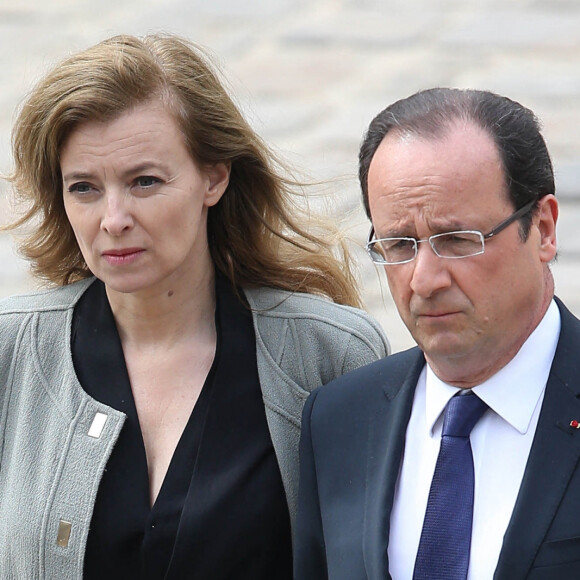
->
[[0, 278, 388, 580]]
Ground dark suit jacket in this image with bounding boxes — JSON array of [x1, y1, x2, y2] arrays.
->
[[294, 298, 580, 579]]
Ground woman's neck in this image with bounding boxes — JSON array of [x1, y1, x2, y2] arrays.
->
[[105, 268, 217, 349]]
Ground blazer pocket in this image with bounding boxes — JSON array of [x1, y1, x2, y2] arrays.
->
[[533, 535, 580, 568]]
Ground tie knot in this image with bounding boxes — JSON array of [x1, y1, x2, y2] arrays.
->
[[442, 392, 488, 438]]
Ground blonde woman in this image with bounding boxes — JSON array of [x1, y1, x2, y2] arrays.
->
[[1, 34, 388, 579]]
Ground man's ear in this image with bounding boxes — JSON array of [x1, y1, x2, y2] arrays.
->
[[204, 162, 231, 207], [536, 194, 558, 263]]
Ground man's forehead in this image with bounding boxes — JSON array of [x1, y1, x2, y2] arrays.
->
[[373, 120, 498, 162], [372, 206, 472, 237], [367, 122, 510, 236], [369, 124, 504, 195]]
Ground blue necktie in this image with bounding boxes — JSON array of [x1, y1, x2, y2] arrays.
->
[[413, 392, 488, 580]]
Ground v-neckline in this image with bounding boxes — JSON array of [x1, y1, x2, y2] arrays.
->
[[73, 277, 293, 580]]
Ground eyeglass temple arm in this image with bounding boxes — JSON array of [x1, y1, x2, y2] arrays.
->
[[483, 199, 536, 240]]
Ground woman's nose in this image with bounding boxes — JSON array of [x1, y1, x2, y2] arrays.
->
[[100, 193, 134, 236]]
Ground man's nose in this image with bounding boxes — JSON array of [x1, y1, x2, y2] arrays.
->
[[409, 241, 452, 298]]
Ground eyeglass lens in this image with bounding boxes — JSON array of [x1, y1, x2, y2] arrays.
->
[[371, 231, 484, 264]]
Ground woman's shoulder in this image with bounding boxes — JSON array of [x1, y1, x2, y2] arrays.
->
[[0, 278, 94, 317], [0, 279, 94, 369], [243, 286, 389, 355], [244, 285, 379, 324]]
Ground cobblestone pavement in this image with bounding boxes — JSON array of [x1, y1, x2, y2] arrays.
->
[[1, 0, 580, 352]]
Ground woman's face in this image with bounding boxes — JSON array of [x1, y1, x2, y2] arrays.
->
[[61, 100, 229, 297]]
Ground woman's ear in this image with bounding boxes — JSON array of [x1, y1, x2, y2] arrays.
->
[[204, 162, 231, 207]]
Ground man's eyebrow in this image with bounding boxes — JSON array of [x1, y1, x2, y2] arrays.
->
[[429, 220, 470, 233], [376, 219, 471, 238]]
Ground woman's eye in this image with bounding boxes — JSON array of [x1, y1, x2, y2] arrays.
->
[[135, 176, 160, 188], [68, 182, 94, 195]]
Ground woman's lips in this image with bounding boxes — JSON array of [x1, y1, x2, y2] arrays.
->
[[102, 248, 145, 265]]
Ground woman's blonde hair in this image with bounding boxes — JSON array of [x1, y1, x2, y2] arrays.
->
[[8, 33, 362, 306]]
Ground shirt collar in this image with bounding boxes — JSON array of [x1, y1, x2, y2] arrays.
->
[[425, 300, 561, 436]]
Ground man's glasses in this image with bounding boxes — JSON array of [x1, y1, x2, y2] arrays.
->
[[366, 200, 535, 265]]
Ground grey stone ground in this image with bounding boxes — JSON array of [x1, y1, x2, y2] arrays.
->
[[1, 0, 580, 353]]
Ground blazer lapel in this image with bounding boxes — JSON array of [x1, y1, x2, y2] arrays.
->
[[494, 299, 580, 579], [363, 349, 425, 579]]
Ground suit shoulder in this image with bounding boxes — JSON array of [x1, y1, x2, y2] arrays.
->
[[313, 347, 423, 402]]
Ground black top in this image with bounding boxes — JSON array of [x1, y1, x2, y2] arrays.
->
[[71, 278, 292, 580]]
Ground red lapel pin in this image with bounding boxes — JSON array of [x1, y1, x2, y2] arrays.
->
[[570, 420, 580, 429]]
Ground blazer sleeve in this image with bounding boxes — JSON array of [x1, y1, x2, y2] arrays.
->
[[293, 388, 329, 579]]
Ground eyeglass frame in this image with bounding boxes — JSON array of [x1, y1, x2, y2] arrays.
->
[[366, 199, 536, 265]]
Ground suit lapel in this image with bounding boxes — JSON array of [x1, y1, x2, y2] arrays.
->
[[495, 299, 580, 579], [362, 349, 425, 579]]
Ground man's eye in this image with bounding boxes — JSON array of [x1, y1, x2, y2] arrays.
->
[[441, 233, 481, 246], [384, 238, 414, 251], [448, 234, 473, 242]]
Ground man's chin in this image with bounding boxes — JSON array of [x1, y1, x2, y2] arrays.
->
[[414, 332, 474, 361]]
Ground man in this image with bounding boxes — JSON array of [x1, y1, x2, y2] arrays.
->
[[294, 88, 580, 580]]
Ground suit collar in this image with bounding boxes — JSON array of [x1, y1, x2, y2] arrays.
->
[[495, 297, 580, 579], [363, 348, 425, 579]]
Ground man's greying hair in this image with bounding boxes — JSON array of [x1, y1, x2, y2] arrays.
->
[[359, 88, 555, 239]]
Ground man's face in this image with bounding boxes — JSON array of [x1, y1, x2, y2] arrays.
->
[[367, 122, 557, 386]]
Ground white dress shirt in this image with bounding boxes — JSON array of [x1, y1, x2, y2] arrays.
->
[[388, 300, 561, 580]]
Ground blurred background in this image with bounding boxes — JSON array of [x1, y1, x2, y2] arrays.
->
[[1, 0, 580, 353]]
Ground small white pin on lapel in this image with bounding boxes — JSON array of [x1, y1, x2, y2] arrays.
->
[[87, 412, 108, 438]]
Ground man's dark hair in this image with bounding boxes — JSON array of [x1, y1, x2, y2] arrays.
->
[[359, 88, 555, 238]]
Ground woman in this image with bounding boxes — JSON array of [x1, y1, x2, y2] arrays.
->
[[0, 34, 388, 579]]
